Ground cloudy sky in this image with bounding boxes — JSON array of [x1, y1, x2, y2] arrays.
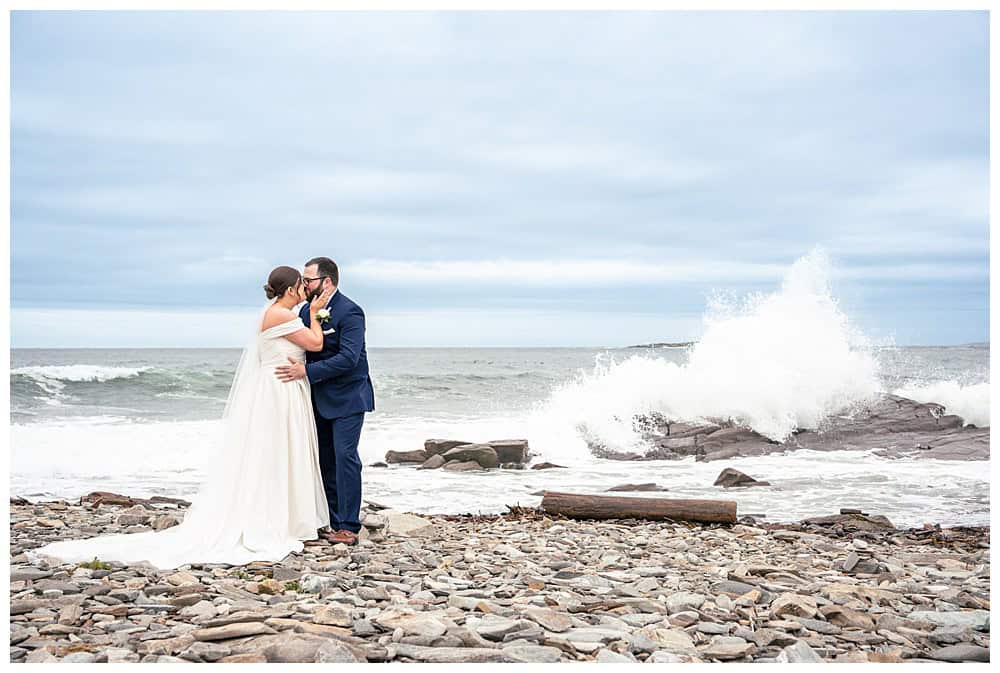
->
[[11, 11, 988, 347]]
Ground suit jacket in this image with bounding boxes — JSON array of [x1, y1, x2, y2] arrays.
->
[[298, 290, 375, 420]]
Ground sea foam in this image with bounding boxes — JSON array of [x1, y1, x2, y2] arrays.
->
[[534, 249, 883, 456], [893, 381, 990, 427]]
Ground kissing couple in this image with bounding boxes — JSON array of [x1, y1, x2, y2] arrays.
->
[[31, 256, 376, 569]]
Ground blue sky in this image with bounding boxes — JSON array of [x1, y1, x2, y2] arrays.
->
[[11, 11, 989, 347]]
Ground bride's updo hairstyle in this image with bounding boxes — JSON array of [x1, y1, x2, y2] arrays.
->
[[264, 266, 302, 300]]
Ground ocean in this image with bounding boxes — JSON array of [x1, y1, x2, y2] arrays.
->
[[9, 257, 991, 528]]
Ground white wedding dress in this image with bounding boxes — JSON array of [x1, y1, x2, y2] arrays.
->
[[30, 309, 330, 569]]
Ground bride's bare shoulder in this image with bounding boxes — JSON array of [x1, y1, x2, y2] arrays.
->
[[260, 306, 299, 331]]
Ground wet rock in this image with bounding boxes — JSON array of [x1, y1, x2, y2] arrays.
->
[[442, 460, 485, 472], [115, 504, 152, 526], [423, 439, 474, 456], [487, 439, 530, 463], [152, 514, 181, 531], [530, 462, 566, 470], [713, 468, 770, 488], [441, 444, 500, 469], [418, 454, 446, 470], [385, 449, 429, 464]]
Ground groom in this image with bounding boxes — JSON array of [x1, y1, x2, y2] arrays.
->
[[275, 256, 375, 546]]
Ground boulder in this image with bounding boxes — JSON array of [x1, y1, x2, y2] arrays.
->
[[442, 444, 500, 468], [385, 449, 428, 464], [531, 462, 566, 470], [116, 504, 152, 526], [81, 491, 136, 507], [424, 439, 474, 456], [442, 460, 484, 472], [418, 454, 446, 470], [713, 468, 770, 488], [487, 439, 529, 463], [152, 514, 181, 531]]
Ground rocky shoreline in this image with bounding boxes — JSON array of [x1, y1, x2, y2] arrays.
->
[[375, 396, 989, 473], [9, 493, 990, 663], [592, 395, 990, 463]]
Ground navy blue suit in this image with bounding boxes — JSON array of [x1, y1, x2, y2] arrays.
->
[[299, 290, 375, 534]]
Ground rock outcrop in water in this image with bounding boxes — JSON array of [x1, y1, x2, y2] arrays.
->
[[386, 440, 531, 471], [587, 395, 989, 462]]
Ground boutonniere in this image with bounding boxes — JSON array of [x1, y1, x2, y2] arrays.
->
[[316, 309, 331, 325]]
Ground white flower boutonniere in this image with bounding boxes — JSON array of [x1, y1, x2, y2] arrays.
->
[[316, 309, 331, 325]]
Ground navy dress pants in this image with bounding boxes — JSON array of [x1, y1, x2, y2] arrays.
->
[[314, 409, 365, 534]]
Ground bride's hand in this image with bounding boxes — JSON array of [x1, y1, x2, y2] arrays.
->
[[310, 288, 334, 314]]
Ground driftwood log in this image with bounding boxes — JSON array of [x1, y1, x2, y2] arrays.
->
[[541, 491, 737, 524]]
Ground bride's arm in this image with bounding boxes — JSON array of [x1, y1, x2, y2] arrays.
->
[[284, 288, 333, 352], [285, 320, 324, 352]]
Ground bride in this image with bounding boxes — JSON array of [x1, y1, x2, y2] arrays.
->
[[30, 266, 335, 569]]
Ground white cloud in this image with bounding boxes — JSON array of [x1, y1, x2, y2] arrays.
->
[[345, 257, 985, 287]]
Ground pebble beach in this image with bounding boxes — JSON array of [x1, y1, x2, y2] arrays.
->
[[9, 492, 990, 664]]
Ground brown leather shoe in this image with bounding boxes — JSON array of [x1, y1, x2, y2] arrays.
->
[[317, 528, 339, 543], [329, 529, 359, 546]]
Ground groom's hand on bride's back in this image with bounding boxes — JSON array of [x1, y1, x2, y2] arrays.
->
[[275, 357, 307, 382]]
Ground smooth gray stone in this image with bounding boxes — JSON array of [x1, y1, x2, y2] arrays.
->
[[930, 644, 990, 663], [908, 610, 990, 631], [393, 644, 509, 663], [501, 644, 564, 663], [777, 640, 824, 663]]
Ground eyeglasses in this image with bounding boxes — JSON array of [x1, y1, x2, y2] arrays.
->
[[303, 276, 328, 284]]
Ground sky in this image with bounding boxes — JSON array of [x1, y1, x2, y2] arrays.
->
[[10, 10, 989, 347]]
